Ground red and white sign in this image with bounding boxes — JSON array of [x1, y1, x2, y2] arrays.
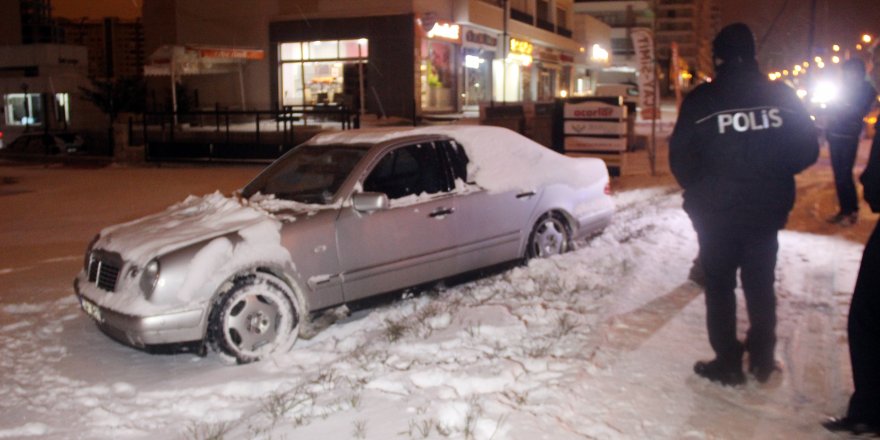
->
[[564, 136, 628, 152], [563, 101, 626, 120], [631, 28, 660, 120], [564, 121, 626, 136]]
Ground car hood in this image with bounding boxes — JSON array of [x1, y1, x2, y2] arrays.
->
[[96, 192, 272, 264]]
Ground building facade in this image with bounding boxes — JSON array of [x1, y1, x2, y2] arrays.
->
[[573, 0, 653, 84], [0, 0, 103, 146], [142, 0, 612, 119], [57, 17, 145, 79]]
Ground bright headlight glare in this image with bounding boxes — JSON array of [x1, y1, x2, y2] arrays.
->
[[811, 81, 838, 104], [140, 259, 161, 297]]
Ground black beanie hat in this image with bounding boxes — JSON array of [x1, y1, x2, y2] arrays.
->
[[713, 23, 756, 62]]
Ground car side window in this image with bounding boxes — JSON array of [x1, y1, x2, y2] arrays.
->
[[437, 140, 470, 184], [364, 143, 451, 200]]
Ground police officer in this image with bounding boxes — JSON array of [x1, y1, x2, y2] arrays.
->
[[823, 47, 880, 436], [669, 23, 819, 386], [826, 59, 877, 226]]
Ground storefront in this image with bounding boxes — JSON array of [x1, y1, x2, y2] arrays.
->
[[270, 15, 415, 119], [278, 39, 368, 108], [461, 28, 497, 110], [419, 20, 461, 113], [494, 37, 534, 102]]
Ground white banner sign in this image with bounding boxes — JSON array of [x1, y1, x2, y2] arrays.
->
[[564, 136, 628, 152], [563, 101, 626, 120], [631, 27, 660, 120], [564, 120, 626, 136]]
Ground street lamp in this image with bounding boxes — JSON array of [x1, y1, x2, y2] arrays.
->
[[863, 34, 873, 44], [833, 44, 841, 52]]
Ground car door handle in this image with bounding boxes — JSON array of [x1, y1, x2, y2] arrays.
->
[[429, 207, 455, 218], [516, 191, 536, 199]]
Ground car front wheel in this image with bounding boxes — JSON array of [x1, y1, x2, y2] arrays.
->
[[527, 213, 571, 259], [209, 272, 300, 364]]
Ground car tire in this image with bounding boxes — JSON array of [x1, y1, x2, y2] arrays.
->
[[526, 213, 571, 259], [209, 271, 300, 364]]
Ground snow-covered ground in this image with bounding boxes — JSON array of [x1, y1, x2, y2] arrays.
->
[[0, 162, 867, 439]]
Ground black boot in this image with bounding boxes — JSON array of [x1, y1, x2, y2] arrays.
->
[[822, 417, 880, 435], [694, 359, 745, 386]]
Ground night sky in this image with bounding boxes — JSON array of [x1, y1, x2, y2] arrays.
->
[[49, 0, 879, 72], [719, 0, 880, 70]]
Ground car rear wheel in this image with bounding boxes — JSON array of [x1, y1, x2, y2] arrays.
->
[[527, 213, 571, 259], [209, 272, 300, 364]]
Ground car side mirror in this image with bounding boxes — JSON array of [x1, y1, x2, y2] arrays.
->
[[351, 192, 389, 212]]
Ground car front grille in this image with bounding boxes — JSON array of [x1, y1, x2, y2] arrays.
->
[[87, 250, 123, 292]]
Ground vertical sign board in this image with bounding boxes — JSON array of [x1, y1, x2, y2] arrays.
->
[[558, 98, 628, 153], [631, 28, 660, 120]]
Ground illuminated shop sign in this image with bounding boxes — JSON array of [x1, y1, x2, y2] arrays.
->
[[510, 38, 533, 55], [465, 30, 498, 48], [427, 22, 461, 41]]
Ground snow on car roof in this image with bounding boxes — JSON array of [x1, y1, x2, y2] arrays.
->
[[308, 125, 607, 193]]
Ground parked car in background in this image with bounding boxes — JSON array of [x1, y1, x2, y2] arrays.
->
[[595, 83, 639, 107], [74, 126, 615, 364], [0, 132, 85, 156]]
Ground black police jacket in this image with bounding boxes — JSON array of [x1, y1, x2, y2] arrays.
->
[[861, 118, 880, 213], [669, 61, 820, 230]]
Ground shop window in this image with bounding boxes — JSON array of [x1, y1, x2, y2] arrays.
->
[[279, 39, 368, 108], [55, 93, 70, 125], [421, 40, 456, 111], [280, 43, 303, 61], [308, 41, 338, 60], [4, 93, 43, 126], [339, 39, 369, 59]]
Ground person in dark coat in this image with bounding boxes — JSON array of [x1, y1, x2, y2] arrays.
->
[[823, 60, 880, 437], [826, 59, 877, 226], [669, 23, 819, 386]]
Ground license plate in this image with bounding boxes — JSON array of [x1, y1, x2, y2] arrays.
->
[[81, 298, 104, 323]]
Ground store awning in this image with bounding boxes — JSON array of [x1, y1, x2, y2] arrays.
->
[[144, 45, 264, 76], [144, 45, 265, 115]]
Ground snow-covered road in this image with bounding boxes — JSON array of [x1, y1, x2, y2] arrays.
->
[[0, 163, 865, 439]]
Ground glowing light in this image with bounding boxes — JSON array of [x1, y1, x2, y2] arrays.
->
[[833, 44, 841, 52], [832, 55, 840, 64], [863, 34, 873, 44], [783, 70, 789, 76], [427, 22, 461, 40], [796, 89, 808, 99], [814, 56, 823, 63], [465, 55, 485, 69], [590, 44, 609, 62], [803, 62, 810, 68], [560, 90, 568, 98], [857, 44, 864, 51], [510, 38, 534, 55], [811, 81, 839, 104]]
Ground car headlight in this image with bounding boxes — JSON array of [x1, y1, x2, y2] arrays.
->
[[84, 234, 99, 272], [139, 259, 161, 297]]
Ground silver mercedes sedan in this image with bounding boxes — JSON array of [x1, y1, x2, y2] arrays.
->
[[74, 126, 614, 363]]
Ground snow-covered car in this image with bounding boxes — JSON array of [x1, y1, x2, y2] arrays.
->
[[74, 126, 615, 363]]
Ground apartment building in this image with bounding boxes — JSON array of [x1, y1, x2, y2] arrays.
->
[[0, 0, 101, 143], [57, 17, 145, 79], [655, 0, 717, 82]]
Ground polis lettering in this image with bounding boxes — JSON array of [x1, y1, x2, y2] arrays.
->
[[717, 108, 783, 134]]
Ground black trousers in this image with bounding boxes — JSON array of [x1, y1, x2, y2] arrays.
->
[[694, 220, 779, 368], [829, 134, 861, 215], [846, 220, 880, 423]]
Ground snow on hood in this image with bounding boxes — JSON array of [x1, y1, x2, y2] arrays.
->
[[309, 125, 608, 193], [97, 191, 269, 264]]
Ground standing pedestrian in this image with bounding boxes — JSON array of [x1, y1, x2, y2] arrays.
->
[[669, 23, 819, 386], [826, 59, 877, 226], [823, 47, 880, 436]]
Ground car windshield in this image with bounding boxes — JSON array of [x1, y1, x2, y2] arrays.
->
[[242, 144, 369, 204]]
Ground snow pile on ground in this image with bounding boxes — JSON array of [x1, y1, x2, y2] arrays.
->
[[0, 186, 864, 439]]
